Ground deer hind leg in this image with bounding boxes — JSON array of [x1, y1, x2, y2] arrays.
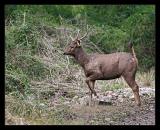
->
[[122, 74, 141, 106]]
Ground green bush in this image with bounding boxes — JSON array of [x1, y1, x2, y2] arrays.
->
[[5, 5, 155, 95]]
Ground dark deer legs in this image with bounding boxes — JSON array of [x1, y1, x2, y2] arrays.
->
[[86, 80, 97, 96], [86, 79, 98, 105], [123, 75, 141, 106]]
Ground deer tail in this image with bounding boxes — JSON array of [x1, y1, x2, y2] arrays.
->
[[128, 42, 138, 66]]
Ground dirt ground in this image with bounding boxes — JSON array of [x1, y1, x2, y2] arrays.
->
[[66, 96, 155, 125], [5, 87, 155, 125]]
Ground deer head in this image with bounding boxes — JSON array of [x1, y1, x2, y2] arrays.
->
[[63, 29, 88, 56]]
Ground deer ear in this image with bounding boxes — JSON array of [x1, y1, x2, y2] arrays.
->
[[77, 40, 81, 47]]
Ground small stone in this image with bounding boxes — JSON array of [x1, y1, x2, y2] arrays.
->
[[118, 95, 123, 99], [63, 101, 70, 105], [118, 97, 124, 103], [39, 103, 45, 107], [109, 120, 114, 124], [89, 120, 95, 124], [149, 106, 154, 111], [129, 95, 134, 100], [111, 95, 118, 100], [123, 91, 131, 98], [73, 95, 79, 99], [79, 96, 89, 105], [108, 91, 113, 95], [107, 95, 112, 99], [105, 118, 111, 122], [112, 93, 118, 97]]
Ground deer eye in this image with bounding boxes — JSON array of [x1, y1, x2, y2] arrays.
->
[[70, 46, 74, 48]]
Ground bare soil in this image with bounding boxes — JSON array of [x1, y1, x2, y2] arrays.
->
[[66, 96, 155, 125]]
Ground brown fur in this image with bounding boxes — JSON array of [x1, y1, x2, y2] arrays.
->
[[64, 39, 141, 106]]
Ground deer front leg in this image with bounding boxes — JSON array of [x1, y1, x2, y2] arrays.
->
[[86, 79, 93, 106], [86, 78, 97, 106], [90, 80, 99, 98]]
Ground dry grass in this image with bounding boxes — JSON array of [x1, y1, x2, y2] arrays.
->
[[5, 67, 155, 125], [136, 68, 155, 88], [5, 27, 155, 125]]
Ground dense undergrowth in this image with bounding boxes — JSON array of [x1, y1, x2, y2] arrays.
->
[[5, 5, 155, 125]]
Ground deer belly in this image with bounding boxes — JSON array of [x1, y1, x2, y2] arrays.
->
[[100, 64, 121, 80], [101, 74, 121, 80], [101, 71, 121, 80]]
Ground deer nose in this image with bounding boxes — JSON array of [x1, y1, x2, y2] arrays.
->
[[63, 52, 66, 55]]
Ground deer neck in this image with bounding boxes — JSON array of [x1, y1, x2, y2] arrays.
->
[[74, 47, 89, 68]]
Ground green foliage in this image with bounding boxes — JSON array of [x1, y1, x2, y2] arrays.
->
[[5, 4, 155, 94], [5, 5, 155, 125], [5, 66, 30, 95], [90, 26, 128, 53]]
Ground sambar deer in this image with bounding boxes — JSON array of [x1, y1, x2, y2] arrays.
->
[[63, 30, 141, 106]]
